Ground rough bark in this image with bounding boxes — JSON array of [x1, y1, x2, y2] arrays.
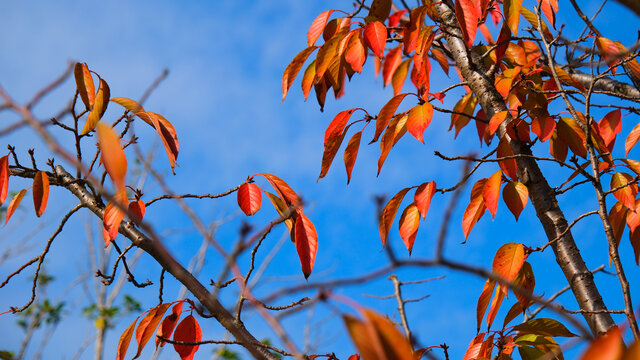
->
[[433, 3, 616, 335], [570, 70, 640, 100], [51, 166, 278, 360]]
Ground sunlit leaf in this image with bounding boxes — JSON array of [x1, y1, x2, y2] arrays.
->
[[414, 181, 436, 219], [611, 172, 637, 209], [378, 114, 408, 174], [449, 93, 477, 138], [486, 285, 505, 330], [476, 279, 496, 331], [503, 181, 528, 221], [557, 117, 586, 158], [237, 182, 262, 216], [173, 315, 202, 360], [366, 0, 392, 23], [110, 97, 144, 114], [363, 21, 387, 58], [598, 109, 622, 148], [483, 170, 502, 219], [156, 302, 183, 348], [0, 155, 8, 205], [81, 78, 110, 135], [344, 130, 363, 184], [455, 0, 478, 47], [514, 318, 578, 337], [406, 102, 433, 143], [128, 199, 145, 225], [625, 121, 640, 157], [398, 203, 420, 254], [503, 0, 523, 35], [308, 10, 334, 46], [344, 30, 366, 73], [97, 122, 127, 189], [74, 62, 95, 109], [282, 46, 317, 101], [531, 115, 556, 142], [513, 261, 535, 308], [295, 210, 318, 279], [609, 201, 628, 246], [379, 188, 411, 247], [102, 187, 128, 247], [431, 48, 449, 75], [5, 189, 27, 225], [32, 171, 49, 217], [116, 317, 137, 360], [133, 303, 171, 359], [373, 94, 408, 142], [382, 46, 402, 86], [138, 112, 179, 174], [301, 60, 317, 101], [488, 110, 508, 136], [463, 333, 485, 360], [462, 179, 487, 239], [492, 242, 525, 294]]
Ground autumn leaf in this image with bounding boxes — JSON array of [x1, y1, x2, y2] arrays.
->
[[344, 130, 363, 184], [308, 10, 334, 46], [128, 199, 145, 225], [503, 0, 523, 35], [382, 46, 402, 86], [625, 121, 640, 157], [512, 261, 535, 308], [133, 303, 171, 359], [258, 173, 301, 207], [74, 62, 95, 109], [156, 302, 183, 348], [324, 109, 356, 145], [373, 93, 409, 142], [80, 78, 110, 135], [492, 242, 525, 294], [5, 189, 27, 225], [378, 114, 408, 174], [462, 179, 487, 239], [463, 333, 486, 360], [597, 109, 622, 148], [488, 110, 508, 136], [379, 188, 411, 247], [116, 317, 137, 360], [483, 170, 502, 219], [611, 172, 637, 209], [282, 46, 317, 101], [344, 309, 414, 360], [32, 171, 49, 217], [110, 97, 144, 114], [173, 315, 202, 360], [97, 122, 127, 189], [136, 111, 179, 174], [476, 279, 496, 331], [455, 0, 479, 47], [398, 203, 420, 253], [579, 327, 625, 359], [609, 201, 628, 246], [315, 34, 344, 81], [295, 210, 318, 279], [531, 115, 556, 142], [363, 21, 387, 58], [540, 0, 558, 27], [414, 181, 436, 219], [630, 228, 640, 265], [449, 92, 477, 138], [514, 318, 578, 337], [431, 48, 449, 75], [344, 30, 366, 73], [102, 187, 128, 247], [406, 102, 433, 143], [502, 181, 528, 220], [486, 285, 505, 330], [237, 182, 262, 216], [557, 117, 586, 158], [0, 155, 8, 205], [366, 0, 392, 23]]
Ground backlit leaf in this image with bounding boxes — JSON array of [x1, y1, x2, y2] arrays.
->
[[625, 121, 640, 157], [611, 172, 637, 209], [463, 333, 485, 360], [431, 48, 449, 75], [102, 187, 128, 247], [156, 302, 183, 348], [492, 242, 525, 294], [503, 181, 528, 221], [74, 62, 95, 109], [363, 21, 387, 58], [282, 46, 317, 101], [301, 60, 317, 101], [630, 228, 640, 265], [378, 114, 408, 174], [140, 112, 179, 174], [455, 0, 479, 47], [110, 97, 144, 114], [344, 30, 366, 73], [407, 102, 433, 143], [483, 170, 502, 219], [489, 110, 508, 136], [259, 173, 301, 207], [133, 303, 171, 359], [32, 171, 49, 217], [540, 0, 558, 27], [373, 94, 408, 142], [462, 179, 487, 239], [308, 10, 334, 46], [344, 130, 363, 184], [513, 261, 535, 308], [0, 155, 8, 205], [550, 130, 568, 163], [128, 199, 145, 225], [382, 46, 402, 86], [495, 67, 520, 98], [609, 201, 628, 246], [379, 188, 411, 247], [579, 327, 624, 360], [486, 285, 505, 330], [362, 309, 414, 360], [325, 109, 355, 144], [477, 279, 496, 331], [503, 0, 523, 35], [319, 123, 351, 181], [295, 210, 318, 279], [449, 93, 477, 138], [237, 182, 262, 216], [265, 191, 296, 241], [531, 115, 556, 142], [398, 203, 420, 254], [551, 66, 586, 92], [497, 138, 518, 180], [598, 109, 622, 148], [414, 181, 436, 219], [514, 318, 578, 337], [557, 117, 586, 158], [173, 315, 202, 360], [316, 34, 343, 81], [97, 122, 127, 189], [81, 78, 110, 135], [343, 315, 380, 360], [5, 189, 26, 225], [116, 317, 137, 360]]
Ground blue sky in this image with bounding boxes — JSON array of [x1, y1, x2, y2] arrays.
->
[[0, 1, 639, 359]]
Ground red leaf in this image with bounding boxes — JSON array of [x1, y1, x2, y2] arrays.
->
[[308, 10, 334, 46], [503, 0, 523, 35], [0, 155, 8, 205], [373, 94, 409, 142], [462, 179, 487, 239], [128, 199, 145, 225], [476, 280, 496, 331], [431, 48, 449, 75], [97, 122, 127, 189], [5, 189, 26, 225], [414, 181, 436, 219], [611, 172, 637, 209], [319, 123, 351, 181], [540, 0, 558, 28], [116, 317, 137, 360], [492, 242, 526, 294], [325, 109, 356, 144], [463, 333, 486, 360], [550, 130, 568, 163], [483, 170, 502, 219], [455, 0, 479, 47], [259, 173, 301, 206], [502, 181, 528, 221], [102, 187, 128, 247], [494, 22, 511, 64], [379, 188, 411, 247], [133, 303, 171, 359], [497, 138, 518, 180], [363, 21, 387, 58], [344, 130, 363, 184], [598, 109, 622, 148], [74, 62, 95, 109], [156, 302, 183, 348], [344, 30, 366, 73], [282, 46, 317, 101], [382, 46, 403, 86], [579, 327, 624, 360], [513, 261, 535, 308], [237, 182, 262, 216], [80, 78, 110, 135], [556, 117, 587, 158], [531, 115, 556, 142], [398, 203, 420, 254], [625, 121, 640, 157], [295, 210, 318, 279], [407, 102, 433, 143], [32, 171, 49, 217], [173, 315, 202, 360]]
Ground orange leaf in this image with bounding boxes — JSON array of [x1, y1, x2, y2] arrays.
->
[[74, 62, 95, 109], [301, 60, 317, 101], [308, 10, 334, 46], [630, 228, 640, 265], [32, 171, 49, 217], [379, 188, 411, 247], [540, 0, 558, 28], [414, 181, 436, 219], [483, 170, 502, 219], [476, 279, 496, 331], [462, 179, 487, 239], [579, 327, 624, 360], [362, 309, 414, 360], [237, 182, 262, 216], [363, 21, 387, 58], [488, 110, 508, 136], [5, 189, 26, 225], [495, 67, 520, 98], [398, 203, 420, 254], [315, 34, 343, 81], [294, 211, 318, 279], [102, 187, 128, 247], [265, 191, 296, 241], [133, 303, 171, 359], [344, 130, 363, 184], [598, 109, 622, 148], [502, 181, 528, 221], [80, 78, 110, 135], [374, 94, 409, 142], [625, 121, 640, 157], [140, 112, 179, 174], [382, 46, 402, 86], [497, 138, 518, 180], [531, 115, 556, 142], [494, 22, 511, 64], [343, 315, 381, 360], [503, 0, 523, 35], [551, 66, 587, 92], [486, 284, 506, 330], [463, 333, 486, 360], [609, 201, 628, 247], [156, 302, 183, 348], [259, 173, 301, 206], [406, 102, 433, 143], [549, 130, 568, 163], [622, 339, 640, 360], [378, 114, 408, 175], [431, 48, 449, 75], [611, 172, 637, 209], [512, 261, 535, 308], [116, 317, 137, 360], [97, 122, 127, 189], [492, 242, 526, 294], [282, 46, 317, 101], [173, 314, 202, 360], [449, 93, 477, 138], [0, 155, 8, 205], [128, 199, 145, 225], [557, 117, 586, 158], [344, 30, 366, 73], [110, 97, 144, 114], [325, 109, 356, 144], [455, 0, 479, 47]]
